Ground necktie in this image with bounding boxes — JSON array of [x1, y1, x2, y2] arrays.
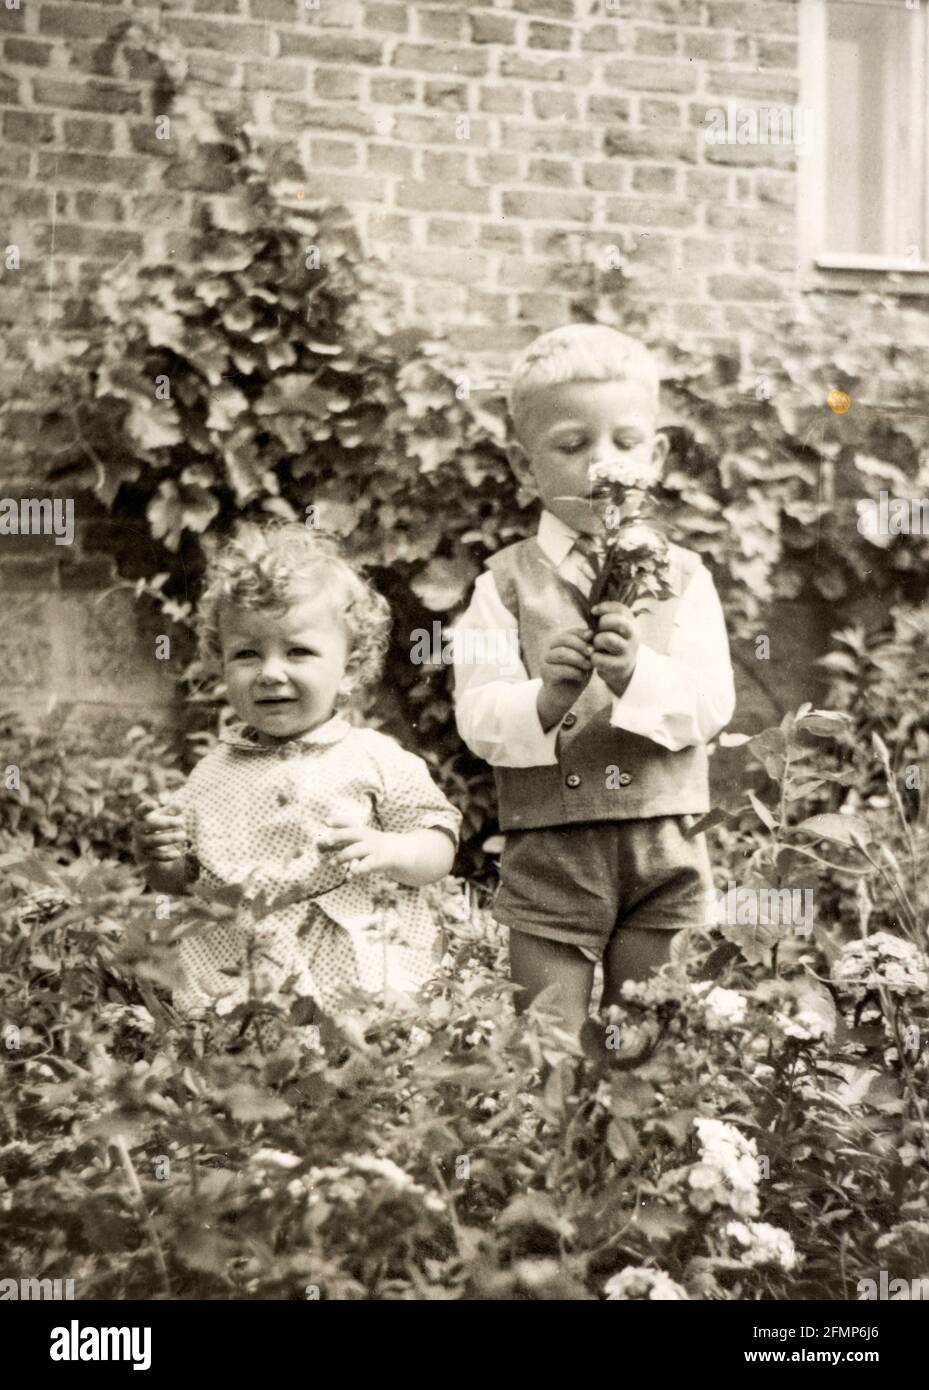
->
[[570, 533, 599, 587]]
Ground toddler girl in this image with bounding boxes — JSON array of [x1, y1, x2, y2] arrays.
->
[[132, 521, 461, 1018]]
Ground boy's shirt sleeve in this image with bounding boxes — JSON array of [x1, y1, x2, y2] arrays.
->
[[367, 733, 463, 844], [452, 570, 560, 768], [609, 563, 735, 750]]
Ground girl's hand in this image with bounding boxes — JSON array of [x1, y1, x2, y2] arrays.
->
[[132, 796, 187, 864], [318, 821, 406, 879]]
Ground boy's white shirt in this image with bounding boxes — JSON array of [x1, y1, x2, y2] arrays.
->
[[453, 509, 736, 767]]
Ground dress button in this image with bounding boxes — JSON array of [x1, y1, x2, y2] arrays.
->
[[618, 772, 633, 786], [562, 712, 577, 729], [565, 773, 582, 788]]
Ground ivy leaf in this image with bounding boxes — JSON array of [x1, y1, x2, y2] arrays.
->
[[125, 398, 183, 452], [794, 813, 872, 848], [206, 386, 249, 432], [747, 790, 777, 832]]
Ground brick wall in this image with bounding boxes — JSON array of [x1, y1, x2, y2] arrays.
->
[[0, 0, 923, 729]]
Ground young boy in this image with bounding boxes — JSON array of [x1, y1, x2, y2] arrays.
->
[[453, 324, 735, 1035]]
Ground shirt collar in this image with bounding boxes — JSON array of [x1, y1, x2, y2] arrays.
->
[[220, 712, 353, 753], [537, 508, 581, 567]]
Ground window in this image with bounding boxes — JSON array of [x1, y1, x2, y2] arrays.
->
[[802, 0, 929, 272]]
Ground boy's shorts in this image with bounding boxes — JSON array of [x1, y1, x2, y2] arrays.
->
[[493, 815, 713, 960]]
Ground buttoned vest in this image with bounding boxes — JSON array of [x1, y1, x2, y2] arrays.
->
[[486, 537, 711, 830]]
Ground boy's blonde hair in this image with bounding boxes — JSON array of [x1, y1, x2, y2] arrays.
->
[[197, 520, 391, 702], [507, 323, 660, 440]]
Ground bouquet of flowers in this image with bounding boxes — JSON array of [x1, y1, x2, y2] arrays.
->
[[560, 460, 673, 620]]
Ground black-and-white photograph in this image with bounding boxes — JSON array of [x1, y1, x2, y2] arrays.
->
[[0, 0, 926, 1349]]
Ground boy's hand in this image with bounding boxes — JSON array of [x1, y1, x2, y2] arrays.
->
[[132, 796, 187, 865], [590, 602, 639, 698], [537, 626, 594, 731]]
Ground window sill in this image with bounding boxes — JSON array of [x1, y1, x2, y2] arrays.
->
[[801, 257, 929, 296]]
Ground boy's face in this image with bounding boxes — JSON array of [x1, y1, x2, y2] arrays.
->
[[509, 379, 669, 535], [219, 595, 352, 745]]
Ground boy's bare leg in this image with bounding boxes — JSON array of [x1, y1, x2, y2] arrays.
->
[[509, 928, 595, 1035], [601, 926, 677, 1006]]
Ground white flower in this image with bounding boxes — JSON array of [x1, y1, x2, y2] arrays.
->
[[605, 1267, 689, 1300], [614, 521, 665, 556], [588, 460, 649, 490], [688, 1118, 761, 1217], [831, 933, 928, 1000], [726, 1220, 797, 1271], [704, 987, 747, 1032], [250, 1149, 302, 1170], [775, 1006, 830, 1041]]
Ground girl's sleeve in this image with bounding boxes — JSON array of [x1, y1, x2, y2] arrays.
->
[[367, 733, 462, 845]]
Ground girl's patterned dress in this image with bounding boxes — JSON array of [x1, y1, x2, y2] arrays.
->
[[172, 714, 461, 1014]]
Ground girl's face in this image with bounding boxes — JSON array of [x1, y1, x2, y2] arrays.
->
[[219, 596, 352, 745]]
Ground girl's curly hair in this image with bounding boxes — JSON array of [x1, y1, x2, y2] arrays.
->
[[197, 520, 391, 705]]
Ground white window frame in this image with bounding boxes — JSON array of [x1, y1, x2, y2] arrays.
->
[[800, 0, 929, 278]]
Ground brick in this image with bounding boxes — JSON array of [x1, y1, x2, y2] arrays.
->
[[501, 190, 594, 222], [587, 95, 632, 123], [580, 25, 623, 53], [707, 204, 793, 235], [532, 89, 577, 120], [367, 211, 414, 242], [280, 102, 376, 135], [424, 80, 468, 109], [631, 165, 678, 194], [59, 559, 116, 590], [64, 116, 116, 152], [512, 0, 575, 15], [755, 172, 795, 207], [242, 61, 308, 92], [364, 3, 408, 33], [633, 27, 679, 56], [708, 273, 783, 300], [581, 163, 627, 193], [422, 149, 469, 180], [501, 122, 596, 156], [606, 198, 696, 230], [0, 72, 22, 105], [3, 110, 55, 145], [528, 158, 577, 188], [392, 43, 488, 77], [603, 60, 697, 94], [479, 223, 524, 254], [173, 18, 272, 55], [682, 30, 732, 61], [369, 76, 418, 104], [426, 216, 478, 246], [0, 148, 31, 179], [317, 68, 364, 99], [407, 248, 488, 283], [35, 223, 143, 258], [528, 22, 572, 50], [248, 0, 296, 17], [639, 98, 682, 127], [393, 113, 489, 144], [366, 142, 413, 175], [38, 5, 122, 39], [418, 8, 468, 41], [682, 238, 728, 271], [0, 562, 57, 593], [752, 240, 799, 272], [703, 68, 800, 100], [197, 0, 246, 10], [309, 172, 388, 204], [604, 128, 696, 163], [499, 54, 588, 83], [36, 151, 150, 186], [466, 288, 512, 319], [32, 79, 143, 115], [757, 39, 799, 69], [470, 13, 517, 44], [475, 153, 523, 183], [311, 138, 361, 168], [278, 31, 383, 63], [74, 190, 125, 222], [478, 84, 525, 115], [707, 2, 798, 34], [704, 140, 796, 168], [397, 179, 489, 213], [497, 257, 555, 291], [686, 168, 733, 199], [0, 185, 52, 218], [3, 38, 53, 67]]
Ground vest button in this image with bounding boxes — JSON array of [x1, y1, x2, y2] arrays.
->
[[618, 772, 633, 786], [565, 773, 582, 788], [562, 712, 577, 729]]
